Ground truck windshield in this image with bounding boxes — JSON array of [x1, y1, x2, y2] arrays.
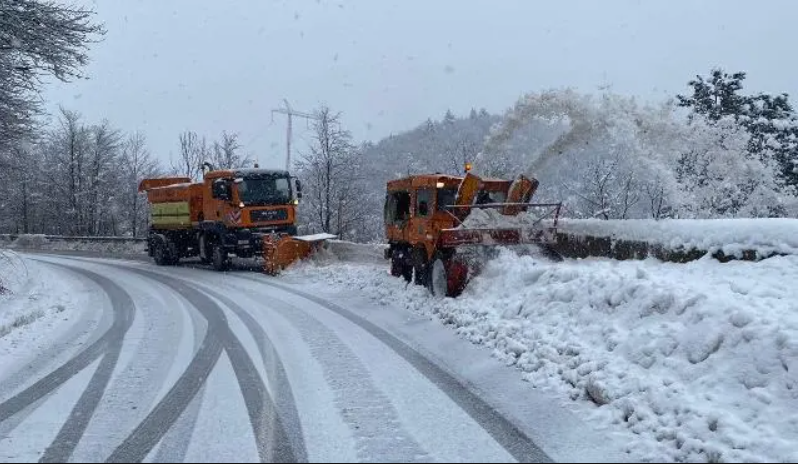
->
[[238, 176, 291, 206], [437, 188, 458, 211]]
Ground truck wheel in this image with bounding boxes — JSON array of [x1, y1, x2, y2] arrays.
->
[[212, 245, 229, 272], [166, 240, 180, 265], [402, 262, 413, 283], [390, 250, 402, 277], [199, 234, 211, 264], [153, 241, 169, 266], [390, 249, 412, 282], [413, 249, 429, 286], [428, 253, 468, 298]]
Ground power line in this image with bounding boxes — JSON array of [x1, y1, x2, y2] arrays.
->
[[271, 99, 319, 170]]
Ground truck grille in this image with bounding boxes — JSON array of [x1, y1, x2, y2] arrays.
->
[[250, 208, 288, 222]]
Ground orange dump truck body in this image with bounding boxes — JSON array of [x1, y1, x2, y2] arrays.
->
[[138, 179, 204, 228]]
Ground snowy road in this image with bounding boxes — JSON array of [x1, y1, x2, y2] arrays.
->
[[0, 253, 620, 463]]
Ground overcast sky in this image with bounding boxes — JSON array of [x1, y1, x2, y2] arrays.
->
[[42, 0, 797, 169]]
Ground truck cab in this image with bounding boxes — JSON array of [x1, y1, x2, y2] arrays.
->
[[198, 168, 302, 261], [202, 168, 300, 233]]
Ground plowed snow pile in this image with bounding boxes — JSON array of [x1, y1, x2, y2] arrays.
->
[[290, 251, 798, 463], [0, 252, 93, 375], [459, 208, 546, 229], [554, 218, 798, 257]]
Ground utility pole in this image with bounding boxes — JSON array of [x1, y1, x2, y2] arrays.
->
[[271, 99, 319, 170]]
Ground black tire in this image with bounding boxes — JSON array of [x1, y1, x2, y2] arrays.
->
[[166, 240, 180, 265], [428, 256, 448, 297], [390, 249, 403, 277], [153, 240, 169, 266], [199, 234, 212, 264], [390, 248, 413, 282], [413, 248, 429, 286], [212, 245, 229, 272], [428, 252, 468, 298], [402, 262, 413, 282]]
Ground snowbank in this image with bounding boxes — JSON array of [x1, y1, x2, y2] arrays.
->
[[554, 218, 798, 257], [288, 253, 798, 463], [0, 251, 27, 298], [459, 208, 546, 229], [306, 240, 386, 266], [0, 253, 93, 376], [457, 213, 798, 258]]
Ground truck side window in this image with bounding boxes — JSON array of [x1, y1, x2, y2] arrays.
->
[[385, 191, 411, 224], [416, 188, 432, 217], [212, 179, 230, 200]]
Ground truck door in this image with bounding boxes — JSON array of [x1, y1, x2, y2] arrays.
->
[[410, 187, 433, 245], [211, 178, 234, 224]]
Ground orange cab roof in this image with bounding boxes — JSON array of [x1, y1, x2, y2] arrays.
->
[[386, 173, 513, 191]]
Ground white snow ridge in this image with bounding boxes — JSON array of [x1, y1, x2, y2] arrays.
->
[[290, 248, 798, 463]]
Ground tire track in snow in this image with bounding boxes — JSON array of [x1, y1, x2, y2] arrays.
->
[[236, 274, 553, 464], [105, 329, 222, 463], [189, 285, 308, 463], [105, 268, 296, 464], [65, 269, 198, 463], [147, 383, 206, 463], [0, 263, 135, 464], [255, 293, 431, 463]]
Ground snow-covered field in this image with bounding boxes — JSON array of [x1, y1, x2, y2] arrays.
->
[[288, 249, 798, 463], [0, 251, 95, 376]]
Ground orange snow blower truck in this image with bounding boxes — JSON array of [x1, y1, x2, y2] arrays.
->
[[384, 166, 562, 297], [138, 163, 334, 274]]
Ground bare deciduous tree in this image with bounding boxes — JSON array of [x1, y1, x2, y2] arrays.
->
[[295, 106, 367, 240], [120, 132, 158, 236], [172, 131, 207, 181], [86, 120, 121, 235], [210, 131, 251, 169], [0, 0, 104, 152]]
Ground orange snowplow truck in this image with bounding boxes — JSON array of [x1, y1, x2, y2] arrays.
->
[[138, 164, 333, 273], [384, 169, 562, 297]]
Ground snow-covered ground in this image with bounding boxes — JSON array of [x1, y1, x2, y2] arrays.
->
[[554, 218, 798, 257], [0, 251, 96, 377], [460, 211, 798, 258], [1, 235, 146, 255], [287, 249, 798, 463]]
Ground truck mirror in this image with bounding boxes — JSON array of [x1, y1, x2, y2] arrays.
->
[[295, 179, 303, 199]]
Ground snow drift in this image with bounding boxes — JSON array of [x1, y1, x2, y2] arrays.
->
[[554, 218, 798, 257], [289, 251, 798, 463]]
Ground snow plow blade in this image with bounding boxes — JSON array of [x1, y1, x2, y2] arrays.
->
[[262, 233, 336, 275]]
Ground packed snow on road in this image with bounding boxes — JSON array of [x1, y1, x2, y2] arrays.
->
[[290, 224, 798, 463]]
